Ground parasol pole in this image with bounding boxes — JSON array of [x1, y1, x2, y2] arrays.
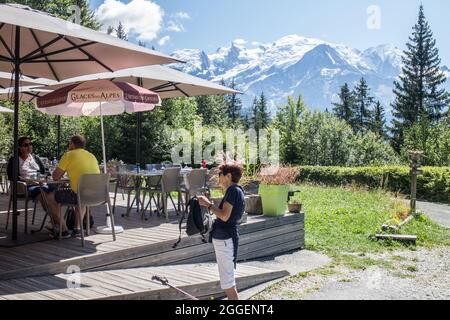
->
[[99, 102, 107, 174], [96, 102, 124, 235]]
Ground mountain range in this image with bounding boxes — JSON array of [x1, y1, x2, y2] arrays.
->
[[171, 34, 450, 116]]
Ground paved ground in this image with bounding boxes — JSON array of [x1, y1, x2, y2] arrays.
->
[[252, 246, 450, 300], [236, 250, 331, 300], [416, 201, 450, 228]]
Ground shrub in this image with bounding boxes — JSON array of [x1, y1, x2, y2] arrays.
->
[[298, 166, 450, 203], [258, 165, 300, 185]]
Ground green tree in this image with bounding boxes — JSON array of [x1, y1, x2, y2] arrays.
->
[[225, 79, 243, 128], [106, 26, 114, 35], [391, 5, 449, 151], [0, 112, 12, 158], [349, 131, 399, 166], [0, 0, 100, 30], [370, 101, 387, 138], [333, 83, 355, 128], [297, 111, 354, 166], [353, 78, 374, 132], [401, 119, 450, 166], [257, 92, 271, 129], [249, 97, 259, 129], [115, 21, 128, 40], [275, 96, 303, 164], [196, 94, 227, 127]]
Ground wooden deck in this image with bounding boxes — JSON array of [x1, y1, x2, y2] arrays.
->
[[0, 264, 288, 300], [0, 193, 304, 283]]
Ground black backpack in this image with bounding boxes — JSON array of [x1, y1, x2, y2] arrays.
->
[[173, 197, 213, 248], [65, 207, 94, 231]]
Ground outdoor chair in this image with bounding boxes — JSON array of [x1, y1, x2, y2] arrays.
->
[[0, 163, 9, 195], [112, 173, 143, 218], [140, 174, 162, 220], [180, 169, 210, 212], [75, 173, 116, 247], [144, 167, 181, 221], [5, 181, 37, 234]]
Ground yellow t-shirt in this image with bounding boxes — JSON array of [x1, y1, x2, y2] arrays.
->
[[58, 148, 100, 192]]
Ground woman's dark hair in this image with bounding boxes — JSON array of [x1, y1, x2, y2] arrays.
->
[[18, 136, 31, 156], [219, 161, 243, 183]]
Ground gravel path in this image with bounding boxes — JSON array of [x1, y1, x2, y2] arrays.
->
[[254, 246, 450, 300]]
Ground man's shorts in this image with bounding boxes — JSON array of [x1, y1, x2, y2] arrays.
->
[[212, 238, 236, 290], [55, 188, 78, 205]]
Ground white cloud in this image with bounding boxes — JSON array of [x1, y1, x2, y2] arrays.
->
[[167, 21, 185, 33], [158, 36, 170, 46], [172, 12, 191, 19], [233, 39, 247, 46], [95, 0, 164, 41]]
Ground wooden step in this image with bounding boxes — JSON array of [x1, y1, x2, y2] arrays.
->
[[0, 264, 289, 300], [0, 213, 304, 280]]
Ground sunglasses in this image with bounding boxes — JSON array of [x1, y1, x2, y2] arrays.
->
[[20, 142, 32, 147]]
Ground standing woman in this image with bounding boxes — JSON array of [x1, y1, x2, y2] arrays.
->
[[197, 161, 245, 300]]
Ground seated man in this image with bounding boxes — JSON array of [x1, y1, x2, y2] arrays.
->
[[52, 135, 100, 236]]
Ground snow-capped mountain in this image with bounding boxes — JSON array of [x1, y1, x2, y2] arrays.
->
[[171, 35, 449, 115]]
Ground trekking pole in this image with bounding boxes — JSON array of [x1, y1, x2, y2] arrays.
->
[[152, 275, 199, 300]]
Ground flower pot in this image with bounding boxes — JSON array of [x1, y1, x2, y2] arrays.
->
[[288, 203, 302, 214], [258, 184, 290, 217]]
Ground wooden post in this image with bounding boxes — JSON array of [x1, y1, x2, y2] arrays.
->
[[408, 151, 424, 216]]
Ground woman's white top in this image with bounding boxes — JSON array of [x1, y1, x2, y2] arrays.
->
[[19, 154, 40, 179]]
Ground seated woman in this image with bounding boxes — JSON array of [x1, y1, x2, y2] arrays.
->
[[7, 137, 71, 239]]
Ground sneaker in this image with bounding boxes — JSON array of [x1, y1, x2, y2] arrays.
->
[[72, 229, 85, 237], [56, 231, 71, 240]]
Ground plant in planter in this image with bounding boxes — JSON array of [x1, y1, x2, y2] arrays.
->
[[257, 165, 299, 217], [288, 199, 302, 214]]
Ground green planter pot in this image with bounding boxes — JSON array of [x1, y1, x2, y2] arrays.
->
[[258, 184, 290, 217]]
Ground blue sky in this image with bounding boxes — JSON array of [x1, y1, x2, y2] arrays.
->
[[89, 0, 450, 63]]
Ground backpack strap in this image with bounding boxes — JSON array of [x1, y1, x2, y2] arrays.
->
[[199, 207, 212, 243], [172, 197, 192, 249]]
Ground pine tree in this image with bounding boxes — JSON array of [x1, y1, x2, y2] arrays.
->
[[115, 21, 128, 41], [353, 78, 374, 132], [258, 92, 271, 129], [107, 26, 114, 35], [333, 83, 355, 128], [370, 101, 387, 138], [225, 79, 243, 128], [250, 96, 259, 130], [391, 5, 449, 151]]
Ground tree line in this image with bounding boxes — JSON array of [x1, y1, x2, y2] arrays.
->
[[0, 2, 448, 167]]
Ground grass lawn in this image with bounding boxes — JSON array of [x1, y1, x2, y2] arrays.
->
[[290, 184, 450, 255], [253, 184, 450, 299]]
